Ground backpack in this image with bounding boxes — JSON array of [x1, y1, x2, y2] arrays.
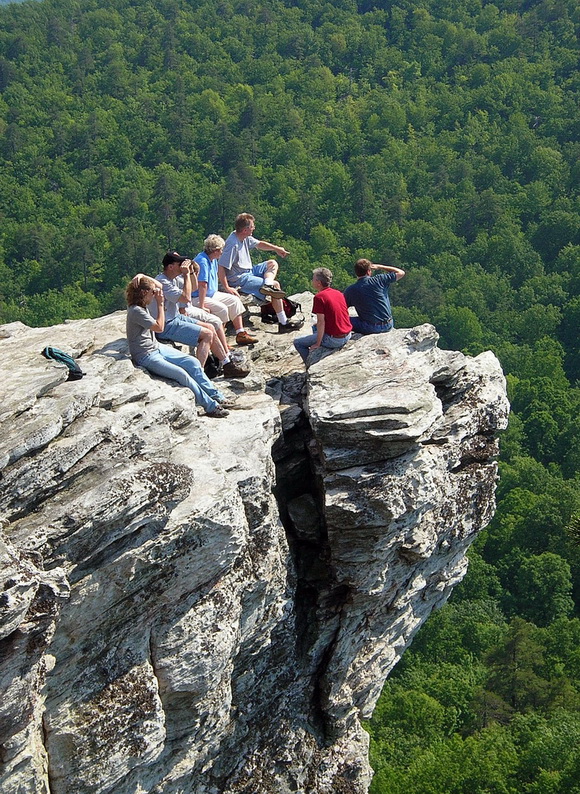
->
[[260, 296, 302, 324], [41, 346, 84, 381], [203, 352, 221, 379]]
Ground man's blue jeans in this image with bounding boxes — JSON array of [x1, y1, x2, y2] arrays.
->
[[138, 344, 224, 411], [350, 317, 393, 335], [293, 328, 351, 364]]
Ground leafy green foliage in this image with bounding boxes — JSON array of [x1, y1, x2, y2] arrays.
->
[[0, 0, 579, 790]]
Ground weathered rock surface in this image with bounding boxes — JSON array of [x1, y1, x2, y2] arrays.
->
[[0, 303, 509, 794]]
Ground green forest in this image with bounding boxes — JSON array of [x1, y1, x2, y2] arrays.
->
[[1, 0, 579, 790]]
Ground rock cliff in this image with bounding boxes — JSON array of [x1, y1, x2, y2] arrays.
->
[[0, 300, 509, 794]]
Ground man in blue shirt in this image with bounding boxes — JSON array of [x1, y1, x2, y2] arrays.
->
[[343, 259, 405, 335]]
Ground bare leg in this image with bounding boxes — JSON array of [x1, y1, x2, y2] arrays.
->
[[210, 334, 228, 361], [264, 259, 279, 282], [232, 314, 244, 333], [215, 323, 231, 351], [193, 326, 213, 366]]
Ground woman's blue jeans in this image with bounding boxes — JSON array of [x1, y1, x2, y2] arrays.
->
[[139, 344, 224, 411]]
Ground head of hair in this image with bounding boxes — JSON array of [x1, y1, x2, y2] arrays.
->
[[234, 213, 255, 233], [204, 234, 226, 254], [312, 267, 333, 288], [126, 275, 157, 307], [354, 258, 372, 278]]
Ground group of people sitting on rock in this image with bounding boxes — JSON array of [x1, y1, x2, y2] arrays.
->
[[125, 211, 405, 417]]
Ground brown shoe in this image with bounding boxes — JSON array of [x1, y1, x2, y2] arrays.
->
[[236, 330, 258, 346], [222, 361, 250, 379]]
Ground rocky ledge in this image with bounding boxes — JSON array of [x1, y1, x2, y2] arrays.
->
[[0, 300, 509, 794]]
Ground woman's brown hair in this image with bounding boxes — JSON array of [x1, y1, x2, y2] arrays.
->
[[126, 275, 157, 307]]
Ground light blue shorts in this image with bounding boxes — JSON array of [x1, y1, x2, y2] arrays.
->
[[229, 263, 268, 300]]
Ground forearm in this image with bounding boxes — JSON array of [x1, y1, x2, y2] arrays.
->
[[315, 314, 325, 344], [218, 266, 236, 294], [179, 272, 192, 302], [151, 302, 165, 333], [256, 240, 289, 257], [371, 263, 406, 278]]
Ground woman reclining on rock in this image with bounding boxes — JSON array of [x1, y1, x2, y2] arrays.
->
[[125, 274, 233, 418]]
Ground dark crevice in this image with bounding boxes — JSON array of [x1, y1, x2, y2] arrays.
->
[[432, 379, 466, 414], [449, 433, 500, 473], [42, 711, 55, 794], [270, 373, 351, 740], [309, 585, 351, 744]]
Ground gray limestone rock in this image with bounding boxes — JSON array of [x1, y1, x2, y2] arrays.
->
[[0, 306, 508, 794]]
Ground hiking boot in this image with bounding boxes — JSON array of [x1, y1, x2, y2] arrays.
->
[[236, 330, 258, 346], [222, 361, 250, 379], [206, 405, 229, 418], [278, 320, 304, 334], [259, 285, 287, 299]]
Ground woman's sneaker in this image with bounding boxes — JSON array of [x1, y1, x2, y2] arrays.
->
[[206, 405, 229, 418], [217, 395, 239, 409]]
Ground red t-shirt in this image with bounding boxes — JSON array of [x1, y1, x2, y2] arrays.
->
[[313, 287, 353, 336]]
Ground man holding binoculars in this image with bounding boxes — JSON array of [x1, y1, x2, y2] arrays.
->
[[150, 251, 249, 379]]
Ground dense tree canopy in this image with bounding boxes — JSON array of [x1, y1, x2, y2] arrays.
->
[[0, 0, 579, 791]]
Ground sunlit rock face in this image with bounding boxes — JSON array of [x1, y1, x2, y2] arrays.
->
[[0, 307, 508, 794]]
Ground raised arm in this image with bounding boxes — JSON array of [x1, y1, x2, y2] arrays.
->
[[131, 273, 163, 290], [370, 263, 406, 281], [150, 288, 166, 333], [177, 262, 194, 302], [187, 260, 200, 294]]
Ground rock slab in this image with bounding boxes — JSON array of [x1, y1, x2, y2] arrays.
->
[[0, 312, 508, 793]]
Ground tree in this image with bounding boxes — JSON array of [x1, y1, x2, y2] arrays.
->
[[509, 553, 574, 627], [486, 618, 550, 713], [435, 305, 483, 351]]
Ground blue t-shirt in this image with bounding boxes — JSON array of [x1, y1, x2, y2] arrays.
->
[[343, 272, 397, 325], [191, 251, 218, 298]]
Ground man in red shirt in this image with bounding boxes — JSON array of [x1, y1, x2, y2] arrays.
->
[[293, 268, 352, 364]]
